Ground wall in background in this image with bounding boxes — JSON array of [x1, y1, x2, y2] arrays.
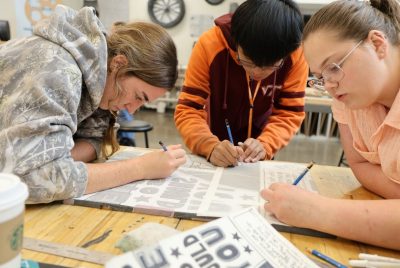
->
[[0, 0, 17, 39], [127, 0, 333, 66], [0, 0, 81, 39], [128, 0, 245, 68], [0, 0, 332, 66], [0, 0, 242, 66]]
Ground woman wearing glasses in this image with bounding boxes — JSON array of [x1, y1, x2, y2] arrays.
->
[[262, 0, 400, 249], [174, 0, 308, 167]]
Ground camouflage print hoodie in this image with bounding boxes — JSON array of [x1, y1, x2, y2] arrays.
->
[[0, 5, 110, 203]]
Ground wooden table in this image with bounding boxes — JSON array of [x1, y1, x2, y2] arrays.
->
[[22, 165, 400, 267]]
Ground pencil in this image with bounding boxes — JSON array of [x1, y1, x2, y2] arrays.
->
[[225, 119, 234, 144], [308, 249, 347, 268], [158, 140, 168, 151], [349, 259, 400, 267], [293, 161, 314, 185], [359, 253, 400, 263]]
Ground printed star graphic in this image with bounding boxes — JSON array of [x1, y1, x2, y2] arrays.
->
[[244, 245, 253, 254], [171, 247, 181, 258], [232, 233, 241, 241]]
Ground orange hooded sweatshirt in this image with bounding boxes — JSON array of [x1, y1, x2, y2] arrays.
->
[[174, 14, 308, 160]]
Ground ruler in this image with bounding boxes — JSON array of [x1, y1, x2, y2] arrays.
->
[[23, 237, 115, 265]]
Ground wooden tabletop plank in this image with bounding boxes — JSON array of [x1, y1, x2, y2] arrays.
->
[[23, 205, 180, 267]]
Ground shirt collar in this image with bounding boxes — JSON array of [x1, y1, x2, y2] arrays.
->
[[383, 88, 400, 129]]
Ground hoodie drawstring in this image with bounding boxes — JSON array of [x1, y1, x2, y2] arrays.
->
[[222, 50, 230, 110]]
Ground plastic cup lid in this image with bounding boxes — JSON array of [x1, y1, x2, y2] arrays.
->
[[0, 173, 28, 210]]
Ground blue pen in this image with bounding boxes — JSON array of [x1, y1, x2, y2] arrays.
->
[[158, 140, 168, 151], [293, 161, 314, 185], [309, 249, 347, 268], [225, 119, 234, 144]]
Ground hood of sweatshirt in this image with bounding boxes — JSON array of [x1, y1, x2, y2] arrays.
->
[[33, 4, 107, 110], [214, 13, 236, 52]]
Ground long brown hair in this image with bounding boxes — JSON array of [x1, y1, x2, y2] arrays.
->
[[303, 0, 400, 45], [101, 22, 178, 158]]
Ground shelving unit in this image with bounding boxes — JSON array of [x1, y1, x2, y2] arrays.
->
[[301, 87, 337, 138], [144, 66, 186, 113]]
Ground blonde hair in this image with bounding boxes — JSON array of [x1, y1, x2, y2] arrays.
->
[[101, 22, 178, 158], [303, 0, 400, 45]]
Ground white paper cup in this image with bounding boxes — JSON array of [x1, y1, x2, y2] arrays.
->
[[0, 173, 28, 268]]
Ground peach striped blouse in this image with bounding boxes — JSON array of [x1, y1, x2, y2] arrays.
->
[[332, 93, 400, 184]]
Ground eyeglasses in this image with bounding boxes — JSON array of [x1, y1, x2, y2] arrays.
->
[[309, 40, 363, 91], [237, 53, 284, 71]]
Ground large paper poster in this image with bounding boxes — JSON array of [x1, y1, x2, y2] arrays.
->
[[15, 0, 61, 37], [70, 147, 336, 238]]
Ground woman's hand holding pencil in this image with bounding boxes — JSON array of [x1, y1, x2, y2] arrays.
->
[[138, 144, 187, 179], [261, 162, 321, 226], [261, 183, 322, 227]]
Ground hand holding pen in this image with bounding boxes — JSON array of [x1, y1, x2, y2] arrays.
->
[[224, 119, 262, 165], [139, 143, 186, 179], [209, 140, 241, 167], [261, 182, 322, 227], [206, 119, 241, 167], [260, 162, 320, 227]]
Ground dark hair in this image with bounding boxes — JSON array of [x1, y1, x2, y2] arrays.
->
[[303, 0, 400, 45], [231, 0, 303, 66]]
